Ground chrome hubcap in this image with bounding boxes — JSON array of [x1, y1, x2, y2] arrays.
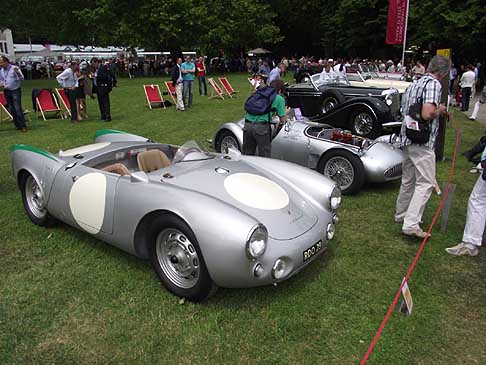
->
[[220, 135, 239, 153], [353, 113, 373, 135], [156, 229, 199, 288], [322, 97, 338, 113], [25, 175, 46, 219], [324, 157, 355, 190]]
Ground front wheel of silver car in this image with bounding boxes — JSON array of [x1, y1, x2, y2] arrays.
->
[[149, 214, 216, 302], [319, 150, 365, 195], [20, 172, 57, 227], [216, 131, 240, 153]]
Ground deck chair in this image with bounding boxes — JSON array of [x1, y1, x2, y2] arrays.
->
[[218, 77, 239, 97], [0, 92, 13, 122], [164, 81, 177, 104], [55, 88, 71, 118], [208, 78, 225, 100], [144, 84, 166, 109], [36, 89, 63, 120]]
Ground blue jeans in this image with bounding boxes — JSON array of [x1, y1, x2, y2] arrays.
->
[[5, 88, 26, 129], [183, 80, 194, 107]]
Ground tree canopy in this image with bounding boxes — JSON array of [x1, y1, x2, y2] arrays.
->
[[2, 0, 486, 60]]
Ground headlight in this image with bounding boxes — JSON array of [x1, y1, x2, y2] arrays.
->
[[329, 186, 342, 210], [246, 224, 268, 259], [272, 258, 287, 280]]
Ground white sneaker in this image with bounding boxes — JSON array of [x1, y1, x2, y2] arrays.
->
[[445, 242, 479, 256], [469, 116, 476, 121], [402, 228, 429, 239]]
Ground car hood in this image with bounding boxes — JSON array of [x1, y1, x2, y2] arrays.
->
[[158, 157, 319, 240], [350, 79, 410, 93]]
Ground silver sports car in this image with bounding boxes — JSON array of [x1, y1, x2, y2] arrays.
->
[[11, 129, 341, 302], [213, 117, 404, 194]]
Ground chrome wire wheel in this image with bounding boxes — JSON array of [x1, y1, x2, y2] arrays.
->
[[322, 97, 338, 113], [156, 228, 200, 289], [323, 156, 355, 191], [25, 175, 46, 219], [220, 134, 239, 153], [353, 112, 374, 136]]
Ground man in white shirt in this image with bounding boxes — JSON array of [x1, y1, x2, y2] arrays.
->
[[333, 59, 347, 78], [460, 65, 476, 111], [56, 61, 79, 122], [320, 61, 337, 82]]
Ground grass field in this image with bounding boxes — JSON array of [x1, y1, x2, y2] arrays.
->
[[1, 74, 485, 364]]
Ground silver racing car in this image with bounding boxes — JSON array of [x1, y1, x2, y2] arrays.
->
[[11, 129, 341, 302], [213, 118, 404, 194]]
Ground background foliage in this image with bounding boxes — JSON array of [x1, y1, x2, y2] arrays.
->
[[2, 0, 486, 59]]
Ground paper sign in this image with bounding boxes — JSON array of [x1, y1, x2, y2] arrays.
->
[[436, 49, 451, 59], [401, 278, 413, 315]]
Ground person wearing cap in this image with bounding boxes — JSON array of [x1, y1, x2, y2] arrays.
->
[[469, 86, 486, 121]]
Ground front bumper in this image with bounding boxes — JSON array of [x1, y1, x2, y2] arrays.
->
[[212, 211, 335, 288]]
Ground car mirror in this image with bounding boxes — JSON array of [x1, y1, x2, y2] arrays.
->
[[130, 171, 149, 183]]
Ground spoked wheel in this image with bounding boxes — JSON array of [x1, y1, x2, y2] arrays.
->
[[319, 150, 365, 195], [20, 173, 56, 226], [149, 215, 216, 302], [350, 108, 381, 138], [216, 131, 240, 153]]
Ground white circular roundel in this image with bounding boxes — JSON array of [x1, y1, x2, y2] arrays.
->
[[60, 142, 111, 157], [224, 173, 289, 210], [69, 173, 106, 234]]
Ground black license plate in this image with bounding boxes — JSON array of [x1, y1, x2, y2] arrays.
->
[[303, 240, 323, 262]]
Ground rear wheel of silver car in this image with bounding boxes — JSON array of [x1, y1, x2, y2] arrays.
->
[[319, 150, 365, 195], [216, 131, 240, 153], [20, 172, 56, 226], [149, 215, 216, 302], [350, 108, 381, 139]]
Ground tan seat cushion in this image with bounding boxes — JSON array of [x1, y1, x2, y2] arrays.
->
[[137, 149, 171, 173], [102, 163, 131, 176]]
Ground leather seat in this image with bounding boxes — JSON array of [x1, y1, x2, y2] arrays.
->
[[102, 163, 131, 176], [137, 149, 171, 173]]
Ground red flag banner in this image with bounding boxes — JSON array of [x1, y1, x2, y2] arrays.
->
[[386, 0, 408, 45]]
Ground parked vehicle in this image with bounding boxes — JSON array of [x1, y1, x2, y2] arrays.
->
[[11, 129, 341, 302]]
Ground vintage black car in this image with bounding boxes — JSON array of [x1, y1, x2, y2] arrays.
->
[[285, 74, 402, 138]]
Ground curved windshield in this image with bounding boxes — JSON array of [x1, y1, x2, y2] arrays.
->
[[173, 140, 214, 163], [310, 73, 349, 89]]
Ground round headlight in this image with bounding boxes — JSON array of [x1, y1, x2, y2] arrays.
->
[[329, 186, 342, 210], [272, 258, 287, 280], [326, 223, 335, 240], [246, 224, 268, 259]]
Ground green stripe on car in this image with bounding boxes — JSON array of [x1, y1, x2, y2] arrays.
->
[[10, 144, 58, 161]]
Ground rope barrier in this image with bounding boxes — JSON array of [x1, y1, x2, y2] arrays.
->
[[360, 119, 461, 364]]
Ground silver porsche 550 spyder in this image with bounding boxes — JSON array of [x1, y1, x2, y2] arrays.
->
[[11, 129, 341, 302], [213, 117, 404, 194]]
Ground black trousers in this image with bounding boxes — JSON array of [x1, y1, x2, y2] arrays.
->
[[65, 88, 77, 121], [461, 87, 472, 111], [97, 91, 111, 120], [242, 121, 271, 157]]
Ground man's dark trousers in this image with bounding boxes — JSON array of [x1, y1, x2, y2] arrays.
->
[[242, 121, 271, 157], [65, 88, 77, 121], [461, 87, 472, 111], [97, 89, 111, 120], [4, 88, 26, 129]]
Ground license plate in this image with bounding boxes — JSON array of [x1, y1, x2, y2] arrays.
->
[[303, 240, 323, 262]]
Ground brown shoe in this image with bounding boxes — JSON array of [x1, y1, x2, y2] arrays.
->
[[20, 127, 28, 133]]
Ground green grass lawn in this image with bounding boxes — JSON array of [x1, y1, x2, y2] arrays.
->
[[1, 74, 485, 364]]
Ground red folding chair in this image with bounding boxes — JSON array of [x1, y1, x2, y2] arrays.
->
[[36, 89, 63, 120], [208, 78, 225, 100], [218, 77, 239, 98], [164, 81, 177, 104], [55, 88, 71, 117], [0, 92, 13, 122], [143, 84, 166, 109]]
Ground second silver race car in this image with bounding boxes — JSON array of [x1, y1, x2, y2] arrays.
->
[[213, 118, 404, 194]]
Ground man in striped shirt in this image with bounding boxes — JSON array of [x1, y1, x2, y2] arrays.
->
[[395, 55, 450, 238]]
